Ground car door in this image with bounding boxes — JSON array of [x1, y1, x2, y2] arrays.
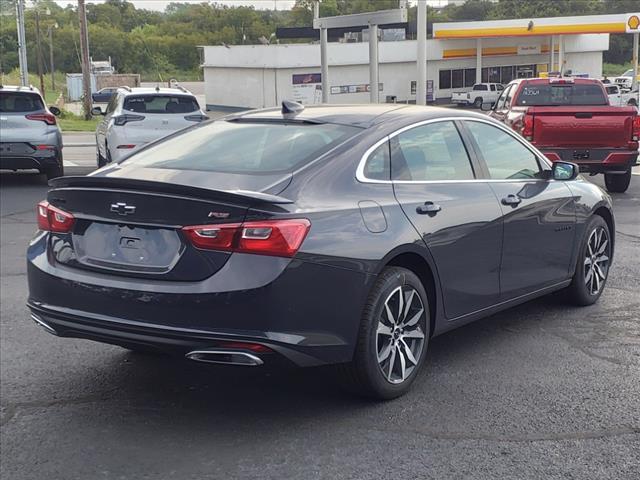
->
[[391, 120, 504, 319], [461, 119, 576, 300], [489, 83, 514, 123]]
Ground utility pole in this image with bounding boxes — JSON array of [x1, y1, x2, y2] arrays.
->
[[416, 0, 427, 105], [78, 0, 92, 119], [35, 10, 45, 97], [15, 0, 29, 87], [49, 26, 55, 91]]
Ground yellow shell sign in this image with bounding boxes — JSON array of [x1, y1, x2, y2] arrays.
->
[[627, 14, 640, 32]]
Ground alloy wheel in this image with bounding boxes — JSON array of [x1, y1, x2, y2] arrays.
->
[[584, 226, 610, 296], [376, 286, 426, 384]]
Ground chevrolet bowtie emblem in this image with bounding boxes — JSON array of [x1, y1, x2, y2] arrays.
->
[[110, 202, 136, 216]]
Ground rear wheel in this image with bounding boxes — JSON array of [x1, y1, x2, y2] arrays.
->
[[338, 267, 430, 400], [604, 168, 631, 193], [566, 215, 611, 306], [473, 97, 483, 108], [97, 145, 107, 167]]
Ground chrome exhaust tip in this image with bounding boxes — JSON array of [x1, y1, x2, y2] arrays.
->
[[185, 350, 264, 367], [30, 314, 58, 335]]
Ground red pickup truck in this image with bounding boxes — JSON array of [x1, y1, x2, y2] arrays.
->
[[487, 77, 639, 193]]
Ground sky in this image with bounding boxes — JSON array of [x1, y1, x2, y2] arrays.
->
[[51, 0, 451, 12]]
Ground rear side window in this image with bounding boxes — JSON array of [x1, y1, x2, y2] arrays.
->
[[391, 121, 475, 181], [123, 95, 199, 114], [473, 84, 488, 91], [363, 142, 390, 181], [126, 120, 361, 173], [516, 83, 607, 106], [0, 92, 44, 113]]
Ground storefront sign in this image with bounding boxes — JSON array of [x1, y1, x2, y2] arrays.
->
[[330, 83, 383, 95], [517, 45, 541, 55], [292, 73, 322, 104]]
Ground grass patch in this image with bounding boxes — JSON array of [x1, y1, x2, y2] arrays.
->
[[58, 110, 99, 132], [602, 62, 633, 77]]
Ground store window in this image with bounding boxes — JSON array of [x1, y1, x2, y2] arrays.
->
[[464, 69, 476, 87], [452, 69, 464, 89], [439, 70, 451, 89]]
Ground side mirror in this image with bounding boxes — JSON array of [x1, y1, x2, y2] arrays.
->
[[91, 106, 104, 116], [552, 161, 579, 181], [480, 102, 494, 112], [49, 106, 61, 116]]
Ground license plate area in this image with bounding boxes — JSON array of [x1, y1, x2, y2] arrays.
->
[[573, 150, 590, 160], [72, 222, 184, 274]]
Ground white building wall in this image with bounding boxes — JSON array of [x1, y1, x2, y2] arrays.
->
[[202, 34, 609, 109]]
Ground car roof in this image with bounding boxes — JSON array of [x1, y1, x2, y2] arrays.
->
[[120, 87, 194, 96], [227, 103, 491, 128], [0, 85, 42, 94]]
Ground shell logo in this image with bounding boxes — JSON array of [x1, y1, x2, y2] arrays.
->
[[628, 15, 640, 32]]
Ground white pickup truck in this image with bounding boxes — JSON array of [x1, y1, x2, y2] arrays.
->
[[612, 69, 640, 92], [605, 84, 639, 107], [451, 83, 504, 108]]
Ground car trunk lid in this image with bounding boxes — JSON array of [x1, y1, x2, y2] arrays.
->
[[46, 174, 292, 281]]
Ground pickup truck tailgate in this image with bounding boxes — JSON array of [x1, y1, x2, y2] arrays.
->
[[530, 106, 635, 148]]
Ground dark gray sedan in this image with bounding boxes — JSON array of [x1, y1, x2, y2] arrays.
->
[[27, 103, 614, 399]]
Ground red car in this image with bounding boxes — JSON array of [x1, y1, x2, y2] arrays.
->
[[486, 77, 639, 193]]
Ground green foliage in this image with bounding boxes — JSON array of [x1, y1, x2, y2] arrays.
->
[[0, 0, 635, 79]]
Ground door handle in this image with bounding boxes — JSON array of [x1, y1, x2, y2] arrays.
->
[[501, 194, 522, 206], [416, 201, 442, 215]]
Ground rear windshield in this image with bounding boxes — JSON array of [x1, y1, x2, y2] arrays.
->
[[516, 83, 607, 106], [123, 95, 199, 114], [0, 92, 44, 113], [473, 84, 488, 91], [125, 120, 361, 173]]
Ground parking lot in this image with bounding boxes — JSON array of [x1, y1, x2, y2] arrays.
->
[[0, 135, 638, 478]]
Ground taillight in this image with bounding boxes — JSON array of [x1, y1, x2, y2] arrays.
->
[[113, 114, 145, 126], [182, 219, 311, 258], [521, 114, 534, 141], [217, 341, 272, 353], [632, 115, 640, 141], [26, 113, 56, 125], [37, 200, 75, 233]]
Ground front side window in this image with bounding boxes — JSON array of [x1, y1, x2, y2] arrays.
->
[[465, 121, 541, 180], [495, 85, 512, 110], [126, 120, 361, 173], [391, 121, 475, 181]]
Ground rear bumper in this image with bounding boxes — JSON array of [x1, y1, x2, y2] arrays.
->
[[0, 151, 60, 172], [540, 148, 638, 173], [27, 235, 374, 367]]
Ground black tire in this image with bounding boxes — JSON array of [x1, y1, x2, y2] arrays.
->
[[106, 143, 113, 165], [565, 215, 611, 306], [97, 146, 107, 168], [338, 267, 430, 400], [473, 97, 483, 108], [45, 158, 64, 180], [627, 98, 637, 107], [604, 168, 631, 193]]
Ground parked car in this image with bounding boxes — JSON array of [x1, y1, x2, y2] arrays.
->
[[0, 85, 63, 179], [92, 86, 208, 166], [606, 84, 639, 107], [91, 87, 118, 103], [612, 69, 639, 92], [487, 77, 639, 193], [451, 83, 504, 108], [28, 103, 615, 399]]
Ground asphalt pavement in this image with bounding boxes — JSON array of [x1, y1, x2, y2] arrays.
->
[[1, 153, 639, 479]]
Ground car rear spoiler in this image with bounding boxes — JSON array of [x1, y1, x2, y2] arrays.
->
[[49, 176, 294, 205]]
